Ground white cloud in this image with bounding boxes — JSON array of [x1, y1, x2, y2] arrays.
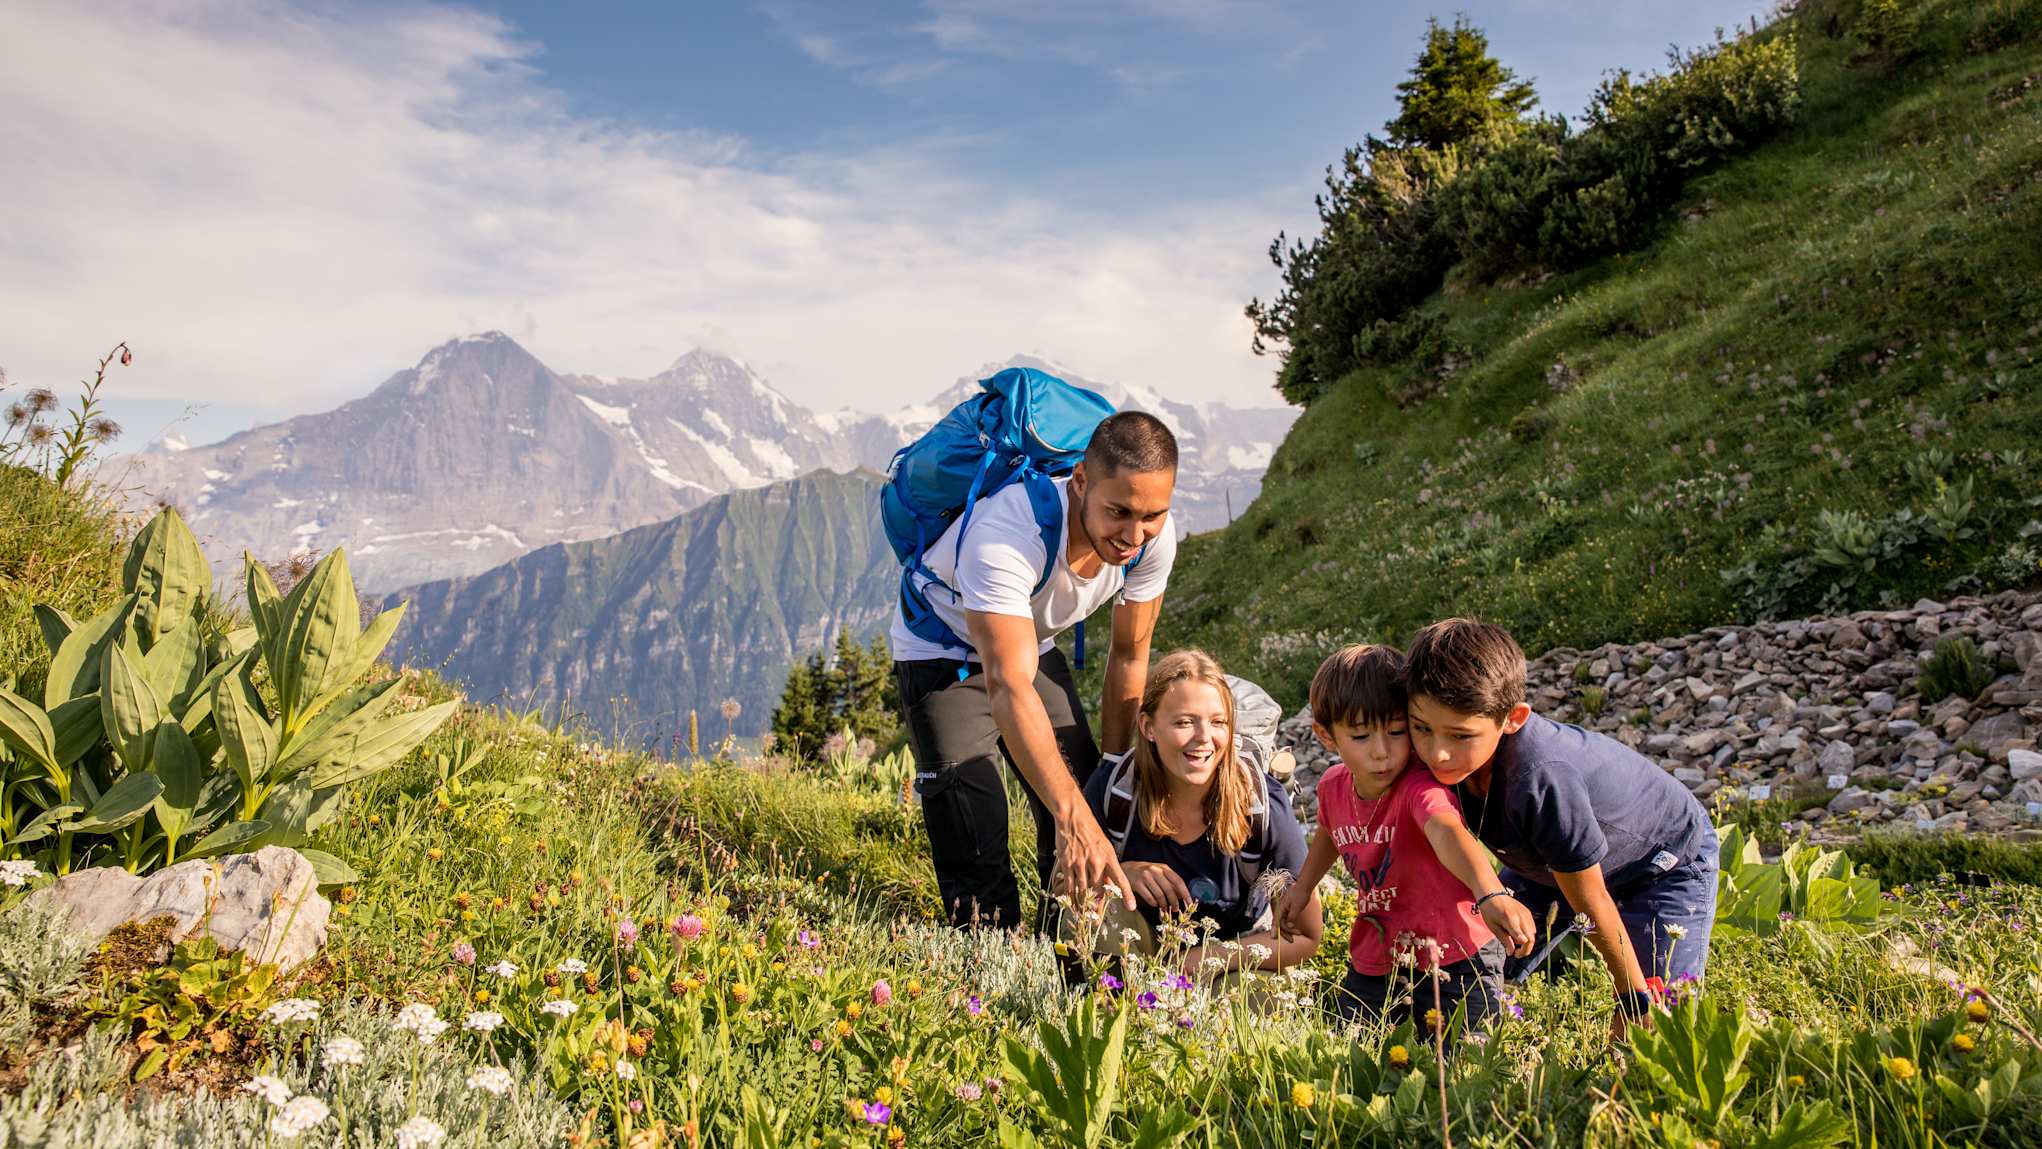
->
[[0, 1, 1292, 421]]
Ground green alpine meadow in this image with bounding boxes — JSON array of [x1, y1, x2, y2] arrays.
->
[[3, 1, 2042, 1147]]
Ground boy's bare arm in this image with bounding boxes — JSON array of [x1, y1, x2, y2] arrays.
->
[[1550, 863, 1649, 993], [1421, 812, 1536, 955]]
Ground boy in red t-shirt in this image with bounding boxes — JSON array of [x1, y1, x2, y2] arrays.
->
[[1276, 644, 1536, 1027]]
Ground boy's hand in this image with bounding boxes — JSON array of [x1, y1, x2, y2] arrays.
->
[[1478, 893, 1537, 957], [1274, 881, 1311, 941]]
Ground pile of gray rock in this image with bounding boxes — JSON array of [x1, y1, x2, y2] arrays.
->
[[1276, 590, 2042, 839]]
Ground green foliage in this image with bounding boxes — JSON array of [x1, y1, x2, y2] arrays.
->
[[0, 507, 456, 877], [1253, 18, 1801, 407], [1387, 16, 1539, 151], [89, 927, 280, 1081], [1716, 823, 1884, 933], [1001, 996, 1134, 1149], [1626, 995, 1756, 1132], [770, 633, 898, 764], [1917, 636, 1997, 705], [0, 467, 121, 697], [1847, 831, 2042, 888]]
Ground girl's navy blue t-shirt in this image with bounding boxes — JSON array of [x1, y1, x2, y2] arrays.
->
[[1083, 769, 1308, 939], [1457, 713, 1712, 890]]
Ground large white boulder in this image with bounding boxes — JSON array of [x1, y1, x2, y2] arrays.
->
[[33, 846, 330, 971]]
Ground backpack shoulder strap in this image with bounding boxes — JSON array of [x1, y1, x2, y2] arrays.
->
[[1101, 753, 1139, 859], [1020, 469, 1064, 598], [1236, 764, 1275, 884]]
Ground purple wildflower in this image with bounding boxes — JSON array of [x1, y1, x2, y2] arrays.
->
[[862, 1102, 891, 1125], [615, 918, 640, 949], [451, 942, 476, 966], [967, 995, 984, 1016], [798, 930, 819, 950], [871, 980, 893, 1006], [1137, 991, 1159, 1010], [1099, 973, 1122, 992]]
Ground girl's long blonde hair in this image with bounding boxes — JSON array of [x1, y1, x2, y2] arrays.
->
[[1132, 649, 1254, 855]]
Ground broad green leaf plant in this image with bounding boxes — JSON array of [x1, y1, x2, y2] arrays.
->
[[0, 507, 455, 879]]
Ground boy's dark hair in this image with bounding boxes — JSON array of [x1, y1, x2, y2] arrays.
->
[[1309, 644, 1408, 730], [1084, 411, 1178, 477], [1405, 618, 1527, 719]]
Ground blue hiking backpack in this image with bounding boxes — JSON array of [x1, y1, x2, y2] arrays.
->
[[880, 366, 1132, 666]]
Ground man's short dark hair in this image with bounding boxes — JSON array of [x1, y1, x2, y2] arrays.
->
[[1405, 618, 1527, 720], [1084, 411, 1177, 477], [1310, 644, 1408, 731]]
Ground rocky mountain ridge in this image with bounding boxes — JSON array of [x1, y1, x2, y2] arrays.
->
[[1278, 590, 2042, 838], [118, 337, 1290, 592], [382, 468, 892, 740]]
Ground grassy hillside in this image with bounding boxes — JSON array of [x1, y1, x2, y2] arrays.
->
[[0, 466, 122, 696], [1161, 2, 2042, 701]]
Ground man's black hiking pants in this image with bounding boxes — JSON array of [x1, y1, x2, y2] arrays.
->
[[895, 647, 1101, 931]]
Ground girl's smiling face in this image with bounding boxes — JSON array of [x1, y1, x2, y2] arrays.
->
[[1313, 717, 1410, 799], [1139, 679, 1230, 790]]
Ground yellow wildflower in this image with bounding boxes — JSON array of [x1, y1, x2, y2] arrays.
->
[[834, 1020, 852, 1038], [1951, 1033, 1976, 1053], [1966, 1000, 1990, 1024], [1388, 1045, 1410, 1069], [905, 979, 923, 999], [427, 848, 444, 861], [874, 1086, 893, 1105], [845, 1001, 864, 1020], [1885, 1056, 1917, 1081], [732, 983, 753, 1004], [474, 989, 491, 1004], [1785, 1075, 1805, 1088], [1291, 1082, 1316, 1109]]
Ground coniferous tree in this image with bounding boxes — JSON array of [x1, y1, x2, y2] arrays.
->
[[1389, 16, 1539, 151]]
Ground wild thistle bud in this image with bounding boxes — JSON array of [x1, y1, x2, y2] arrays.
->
[[119, 346, 133, 366]]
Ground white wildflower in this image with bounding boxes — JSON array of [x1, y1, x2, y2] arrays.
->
[[1665, 924, 1690, 941], [466, 1065, 515, 1096], [1101, 882, 1124, 901], [1246, 943, 1273, 965], [392, 1002, 449, 1045], [0, 859, 41, 888], [1200, 956, 1227, 973], [1118, 927, 1140, 945], [394, 1116, 446, 1149], [1221, 939, 1242, 953], [556, 958, 589, 975], [241, 1075, 293, 1106], [540, 999, 578, 1018], [266, 1095, 330, 1139], [322, 1036, 365, 1067], [261, 998, 322, 1025], [463, 1010, 505, 1034], [614, 1059, 637, 1081], [1285, 966, 1320, 984], [485, 959, 518, 979]]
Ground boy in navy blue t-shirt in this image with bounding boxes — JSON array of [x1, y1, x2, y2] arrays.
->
[[1403, 619, 1718, 1034]]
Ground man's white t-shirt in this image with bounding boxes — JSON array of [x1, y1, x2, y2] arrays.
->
[[888, 475, 1178, 661]]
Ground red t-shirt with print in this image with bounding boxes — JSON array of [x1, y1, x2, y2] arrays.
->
[[1315, 763, 1494, 976]]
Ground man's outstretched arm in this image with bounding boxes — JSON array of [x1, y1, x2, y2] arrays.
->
[[1099, 595, 1162, 758], [967, 608, 1133, 910]]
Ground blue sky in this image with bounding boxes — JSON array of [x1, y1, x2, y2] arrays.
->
[[2, 0, 1772, 450]]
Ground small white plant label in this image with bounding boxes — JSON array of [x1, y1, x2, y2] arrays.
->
[[1826, 773, 1849, 790], [1747, 784, 1773, 801], [2026, 802, 2042, 819]]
